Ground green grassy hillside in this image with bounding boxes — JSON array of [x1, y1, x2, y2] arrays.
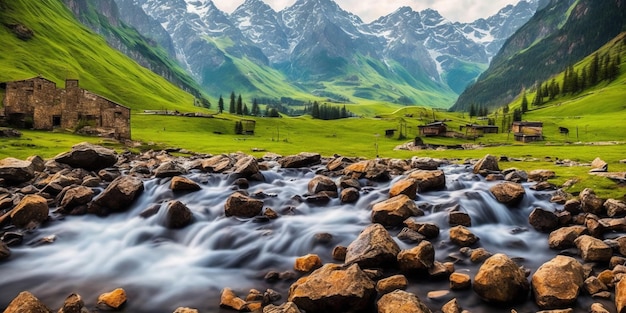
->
[[0, 0, 199, 112]]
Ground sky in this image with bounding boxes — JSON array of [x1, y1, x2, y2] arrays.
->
[[211, 0, 522, 23]]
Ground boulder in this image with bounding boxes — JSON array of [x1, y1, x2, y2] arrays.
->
[[407, 170, 446, 192], [326, 156, 353, 172], [411, 157, 445, 170], [170, 176, 200, 192], [574, 235, 612, 262], [154, 161, 186, 178], [279, 152, 321, 168], [616, 278, 626, 313], [294, 254, 322, 272], [0, 157, 35, 183], [532, 255, 584, 309], [224, 192, 264, 218], [490, 182, 525, 205], [548, 226, 588, 250], [11, 194, 48, 228], [505, 169, 528, 183], [470, 248, 492, 263], [308, 175, 337, 195], [585, 276, 608, 295], [376, 275, 408, 295], [404, 220, 440, 239], [528, 169, 556, 182], [449, 226, 479, 247], [397, 241, 435, 274], [580, 188, 605, 215], [231, 155, 262, 179], [201, 155, 234, 173], [340, 187, 359, 203], [58, 293, 85, 313], [372, 194, 422, 227], [91, 176, 144, 213], [220, 288, 246, 311], [97, 288, 127, 309], [54, 142, 117, 170], [377, 290, 432, 313], [473, 154, 499, 174], [606, 199, 626, 217], [164, 201, 193, 229], [288, 263, 375, 312], [173, 308, 199, 313], [441, 298, 462, 313], [263, 302, 301, 313], [529, 208, 559, 232], [389, 178, 419, 199], [397, 227, 426, 243], [345, 224, 400, 268], [473, 254, 529, 304], [448, 210, 471, 227], [591, 157, 608, 172], [344, 160, 390, 182], [591, 303, 610, 313], [449, 273, 471, 290], [4, 291, 50, 313], [60, 186, 94, 209]]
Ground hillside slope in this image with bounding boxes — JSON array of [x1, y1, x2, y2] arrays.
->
[[0, 0, 198, 112], [452, 0, 626, 112]]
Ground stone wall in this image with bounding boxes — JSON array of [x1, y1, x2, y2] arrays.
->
[[1, 77, 130, 139]]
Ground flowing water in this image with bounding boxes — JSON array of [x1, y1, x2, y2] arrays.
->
[[0, 163, 612, 312]]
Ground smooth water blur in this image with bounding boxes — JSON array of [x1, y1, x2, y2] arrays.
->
[[0, 164, 602, 312]]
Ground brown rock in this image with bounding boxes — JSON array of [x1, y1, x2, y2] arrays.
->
[[0, 157, 35, 183], [575, 235, 612, 262], [441, 298, 462, 313], [449, 226, 479, 247], [376, 274, 408, 295], [616, 278, 626, 313], [598, 270, 615, 288], [232, 156, 262, 179], [345, 224, 400, 269], [326, 156, 353, 172], [449, 272, 471, 290], [54, 142, 117, 171], [332, 245, 347, 261], [27, 155, 45, 172], [173, 308, 199, 313], [263, 302, 301, 313], [528, 169, 556, 182], [372, 194, 422, 227], [97, 288, 127, 309], [288, 263, 375, 312], [580, 188, 605, 215], [606, 199, 626, 217], [532, 255, 584, 309], [340, 187, 359, 203], [470, 248, 492, 263], [11, 194, 48, 228], [389, 178, 418, 199], [529, 208, 559, 232], [91, 176, 144, 213], [154, 161, 186, 178], [279, 152, 321, 168], [548, 226, 588, 250], [308, 175, 337, 195], [473, 254, 529, 304], [294, 254, 322, 272], [164, 201, 193, 229], [397, 227, 426, 243], [404, 220, 440, 238], [585, 276, 608, 295], [170, 176, 201, 191], [344, 160, 390, 182], [220, 288, 246, 311], [58, 293, 84, 313], [60, 186, 94, 209], [4, 291, 50, 313], [564, 199, 582, 214], [201, 154, 233, 173], [225, 192, 263, 218], [473, 154, 499, 174], [0, 242, 11, 261], [397, 241, 435, 273], [591, 157, 608, 172], [448, 211, 471, 227], [590, 303, 610, 313], [407, 170, 446, 192], [378, 289, 432, 313], [490, 182, 525, 205], [411, 157, 445, 170]]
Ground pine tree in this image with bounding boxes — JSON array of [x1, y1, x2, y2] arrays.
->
[[469, 104, 476, 117], [502, 103, 509, 114], [234, 121, 243, 134], [513, 109, 522, 122], [218, 95, 224, 113], [236, 95, 243, 115], [251, 99, 260, 116], [229, 92, 236, 114], [548, 79, 559, 100], [341, 105, 347, 118], [311, 101, 320, 119], [521, 93, 529, 113], [589, 53, 599, 86], [243, 104, 249, 116]]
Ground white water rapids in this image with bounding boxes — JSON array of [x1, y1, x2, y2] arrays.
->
[[0, 164, 609, 312]]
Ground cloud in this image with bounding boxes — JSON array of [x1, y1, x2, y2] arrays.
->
[[212, 0, 521, 23]]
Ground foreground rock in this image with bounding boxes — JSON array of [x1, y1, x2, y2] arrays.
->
[[4, 291, 50, 313], [279, 153, 321, 168], [97, 288, 127, 309], [397, 241, 435, 274], [225, 192, 264, 218], [10, 194, 48, 228], [473, 154, 499, 174], [490, 182, 525, 205], [263, 302, 301, 313], [371, 194, 422, 227], [165, 201, 193, 229], [0, 157, 35, 183], [532, 255, 584, 309], [288, 263, 375, 312], [377, 290, 432, 313], [90, 176, 144, 214], [54, 142, 117, 170], [407, 170, 446, 192], [575, 235, 612, 262], [59, 293, 85, 313], [473, 254, 529, 304], [345, 224, 400, 268]]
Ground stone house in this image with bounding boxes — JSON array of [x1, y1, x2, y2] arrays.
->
[[1, 76, 131, 139], [418, 121, 447, 137]]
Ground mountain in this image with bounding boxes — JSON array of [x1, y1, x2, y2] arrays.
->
[[0, 0, 198, 112], [452, 0, 626, 111], [109, 0, 539, 107]]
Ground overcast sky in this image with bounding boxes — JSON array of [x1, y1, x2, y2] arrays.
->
[[211, 0, 522, 23]]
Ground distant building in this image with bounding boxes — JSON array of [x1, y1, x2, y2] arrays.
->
[[512, 121, 543, 143], [460, 124, 499, 136], [1, 76, 131, 139], [418, 121, 447, 137]]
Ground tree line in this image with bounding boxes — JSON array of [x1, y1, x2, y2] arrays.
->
[[304, 101, 353, 120]]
